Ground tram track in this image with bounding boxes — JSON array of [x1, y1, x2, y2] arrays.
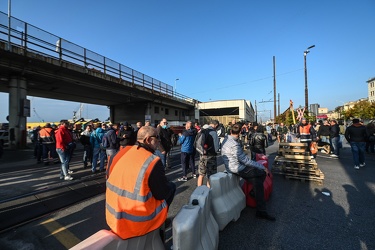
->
[[0, 173, 107, 234]]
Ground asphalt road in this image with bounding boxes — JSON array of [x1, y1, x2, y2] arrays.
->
[[0, 140, 375, 250]]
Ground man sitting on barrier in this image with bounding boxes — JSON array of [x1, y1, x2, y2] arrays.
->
[[221, 123, 276, 221], [105, 126, 176, 240]]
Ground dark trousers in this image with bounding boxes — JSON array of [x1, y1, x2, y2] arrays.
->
[[42, 143, 58, 163], [238, 167, 267, 212], [181, 151, 195, 177]]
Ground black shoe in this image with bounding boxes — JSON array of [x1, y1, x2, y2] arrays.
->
[[256, 211, 276, 221]]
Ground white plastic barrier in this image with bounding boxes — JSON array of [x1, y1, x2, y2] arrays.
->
[[70, 228, 164, 250], [209, 172, 246, 231], [173, 185, 219, 250]]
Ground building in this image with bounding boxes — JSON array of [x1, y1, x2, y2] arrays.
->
[[310, 103, 320, 117], [367, 77, 375, 103], [197, 99, 255, 125]]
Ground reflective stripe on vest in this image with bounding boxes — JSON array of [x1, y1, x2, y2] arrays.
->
[[106, 199, 167, 222], [106, 154, 155, 202]]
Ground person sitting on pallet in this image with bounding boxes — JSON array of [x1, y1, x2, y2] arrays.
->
[[296, 118, 318, 159]]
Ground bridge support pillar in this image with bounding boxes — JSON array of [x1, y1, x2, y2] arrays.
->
[[8, 77, 28, 149]]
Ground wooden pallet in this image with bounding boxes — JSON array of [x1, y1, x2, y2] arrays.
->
[[278, 142, 311, 157], [283, 170, 324, 185], [272, 165, 324, 177], [273, 156, 318, 169]]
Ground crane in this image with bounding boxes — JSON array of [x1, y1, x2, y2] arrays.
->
[[33, 108, 44, 122]]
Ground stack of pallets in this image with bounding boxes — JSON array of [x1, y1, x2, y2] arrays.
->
[[272, 142, 324, 185]]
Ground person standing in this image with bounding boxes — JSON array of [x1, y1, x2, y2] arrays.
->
[[197, 120, 220, 188], [55, 120, 74, 181], [90, 123, 107, 173], [296, 118, 317, 158], [38, 123, 59, 165], [80, 124, 92, 168], [177, 121, 197, 181], [119, 122, 135, 148], [156, 118, 173, 168], [317, 120, 331, 144], [329, 120, 340, 158], [106, 123, 120, 159], [221, 123, 275, 221], [105, 126, 176, 240], [345, 118, 367, 169], [248, 125, 268, 160], [365, 122, 375, 154], [277, 123, 288, 143]]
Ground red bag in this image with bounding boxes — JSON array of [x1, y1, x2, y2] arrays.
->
[[241, 159, 273, 207], [256, 153, 268, 162]]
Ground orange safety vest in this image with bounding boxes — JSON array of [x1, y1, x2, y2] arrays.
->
[[299, 124, 312, 142], [105, 145, 168, 240], [39, 127, 55, 144]]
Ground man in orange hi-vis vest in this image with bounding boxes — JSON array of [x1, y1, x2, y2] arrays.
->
[[106, 126, 176, 240], [296, 118, 317, 158]]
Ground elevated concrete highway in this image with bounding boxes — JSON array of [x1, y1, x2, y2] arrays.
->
[[0, 11, 198, 148]]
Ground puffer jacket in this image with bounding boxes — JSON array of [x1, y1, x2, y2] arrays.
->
[[248, 132, 268, 154], [221, 135, 265, 174]]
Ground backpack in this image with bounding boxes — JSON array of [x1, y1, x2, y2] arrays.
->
[[101, 133, 109, 149], [194, 129, 213, 155], [94, 132, 108, 150]]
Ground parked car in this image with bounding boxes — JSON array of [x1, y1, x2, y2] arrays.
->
[[0, 130, 9, 145]]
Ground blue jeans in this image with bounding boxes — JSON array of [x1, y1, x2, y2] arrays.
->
[[350, 142, 365, 166], [82, 145, 92, 166], [320, 136, 330, 143], [56, 148, 71, 177], [330, 137, 340, 156], [92, 147, 106, 172]]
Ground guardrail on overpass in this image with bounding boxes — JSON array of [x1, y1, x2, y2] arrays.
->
[[0, 11, 196, 104]]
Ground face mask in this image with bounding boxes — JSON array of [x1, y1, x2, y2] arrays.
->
[[162, 125, 167, 129]]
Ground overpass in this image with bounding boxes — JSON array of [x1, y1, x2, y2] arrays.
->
[[0, 11, 198, 148]]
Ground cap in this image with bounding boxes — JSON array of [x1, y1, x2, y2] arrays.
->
[[123, 121, 129, 127]]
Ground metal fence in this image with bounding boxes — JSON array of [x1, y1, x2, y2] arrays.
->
[[0, 11, 195, 104]]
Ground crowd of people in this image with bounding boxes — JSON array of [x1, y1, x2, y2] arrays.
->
[[25, 116, 375, 240]]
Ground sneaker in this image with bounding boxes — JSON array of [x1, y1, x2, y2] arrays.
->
[[354, 165, 360, 170], [193, 174, 197, 178], [359, 163, 366, 167], [330, 154, 338, 158], [59, 176, 64, 180], [68, 170, 74, 174], [178, 177, 188, 182], [64, 175, 73, 181]]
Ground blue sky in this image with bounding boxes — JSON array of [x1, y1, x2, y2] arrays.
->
[[1, 0, 374, 123]]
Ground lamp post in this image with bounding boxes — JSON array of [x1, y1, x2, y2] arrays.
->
[[304, 45, 315, 114], [174, 78, 179, 97]]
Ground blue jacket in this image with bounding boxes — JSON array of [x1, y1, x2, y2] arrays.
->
[[90, 128, 106, 149], [178, 128, 196, 153]]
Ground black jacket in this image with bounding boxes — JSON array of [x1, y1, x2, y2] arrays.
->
[[249, 132, 268, 154], [345, 124, 367, 143], [329, 124, 340, 138]]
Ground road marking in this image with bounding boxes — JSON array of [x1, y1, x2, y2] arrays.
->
[[40, 218, 80, 248]]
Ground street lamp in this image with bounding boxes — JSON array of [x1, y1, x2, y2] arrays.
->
[[304, 45, 315, 114], [174, 78, 179, 96]]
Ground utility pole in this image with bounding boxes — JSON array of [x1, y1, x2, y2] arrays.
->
[[304, 45, 315, 113], [273, 56, 277, 123]]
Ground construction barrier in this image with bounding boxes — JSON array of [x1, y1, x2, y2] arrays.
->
[[209, 172, 246, 231], [173, 185, 219, 250], [70, 228, 164, 250]]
